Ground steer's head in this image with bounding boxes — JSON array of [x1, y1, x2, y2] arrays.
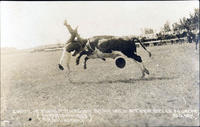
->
[[66, 39, 87, 56]]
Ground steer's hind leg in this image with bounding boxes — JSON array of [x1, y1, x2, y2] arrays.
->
[[133, 60, 149, 78], [124, 52, 149, 78]]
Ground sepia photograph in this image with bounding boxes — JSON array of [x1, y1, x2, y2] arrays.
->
[[1, 1, 199, 127]]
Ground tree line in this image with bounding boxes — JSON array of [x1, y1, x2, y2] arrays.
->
[[141, 8, 199, 44]]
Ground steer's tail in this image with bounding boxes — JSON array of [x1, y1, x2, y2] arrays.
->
[[137, 40, 152, 57]]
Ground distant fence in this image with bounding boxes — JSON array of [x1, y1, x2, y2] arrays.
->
[[31, 37, 188, 52], [31, 45, 64, 52], [136, 37, 187, 47]]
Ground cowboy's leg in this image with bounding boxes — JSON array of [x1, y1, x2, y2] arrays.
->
[[58, 46, 67, 70]]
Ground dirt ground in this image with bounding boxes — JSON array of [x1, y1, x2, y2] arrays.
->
[[1, 43, 199, 127]]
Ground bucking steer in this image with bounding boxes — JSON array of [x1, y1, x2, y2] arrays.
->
[[58, 20, 152, 78]]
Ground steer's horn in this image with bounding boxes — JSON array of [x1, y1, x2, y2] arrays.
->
[[64, 20, 77, 36], [64, 20, 68, 26], [75, 26, 79, 31]]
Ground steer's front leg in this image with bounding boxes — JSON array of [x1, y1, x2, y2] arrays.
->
[[76, 50, 88, 65], [84, 57, 89, 69], [76, 57, 81, 65]]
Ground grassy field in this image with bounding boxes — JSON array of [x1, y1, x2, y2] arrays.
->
[[1, 43, 199, 127]]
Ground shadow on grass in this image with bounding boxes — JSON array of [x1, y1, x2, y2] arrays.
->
[[69, 76, 177, 85]]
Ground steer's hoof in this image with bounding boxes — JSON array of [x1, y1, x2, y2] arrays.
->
[[84, 65, 87, 69], [58, 64, 64, 70]]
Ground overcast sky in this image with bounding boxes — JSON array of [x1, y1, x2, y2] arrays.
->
[[1, 1, 199, 49]]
